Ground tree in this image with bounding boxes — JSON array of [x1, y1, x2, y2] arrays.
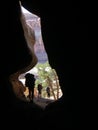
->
[[34, 61, 62, 99]]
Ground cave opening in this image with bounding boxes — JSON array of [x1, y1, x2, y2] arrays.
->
[[10, 4, 63, 109]]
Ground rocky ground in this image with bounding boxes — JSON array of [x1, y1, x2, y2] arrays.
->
[[33, 96, 54, 109]]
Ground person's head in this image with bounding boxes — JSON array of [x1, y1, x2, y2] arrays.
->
[[25, 73, 34, 79]]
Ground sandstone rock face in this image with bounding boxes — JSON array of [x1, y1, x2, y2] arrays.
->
[[23, 7, 48, 63], [9, 72, 26, 101], [9, 6, 49, 100], [9, 7, 38, 100]]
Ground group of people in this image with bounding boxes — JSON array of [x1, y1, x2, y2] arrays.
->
[[24, 73, 51, 102]]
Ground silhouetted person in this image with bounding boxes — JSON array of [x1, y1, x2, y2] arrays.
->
[[46, 86, 50, 98], [37, 84, 42, 98], [25, 73, 35, 102]]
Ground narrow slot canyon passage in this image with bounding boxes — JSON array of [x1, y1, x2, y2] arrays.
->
[[10, 5, 63, 109]]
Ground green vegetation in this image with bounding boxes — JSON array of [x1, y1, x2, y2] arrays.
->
[[34, 61, 62, 99]]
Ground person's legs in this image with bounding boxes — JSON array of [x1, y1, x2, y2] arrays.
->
[[31, 89, 34, 100], [28, 89, 32, 101], [38, 91, 41, 98], [48, 92, 50, 98]]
